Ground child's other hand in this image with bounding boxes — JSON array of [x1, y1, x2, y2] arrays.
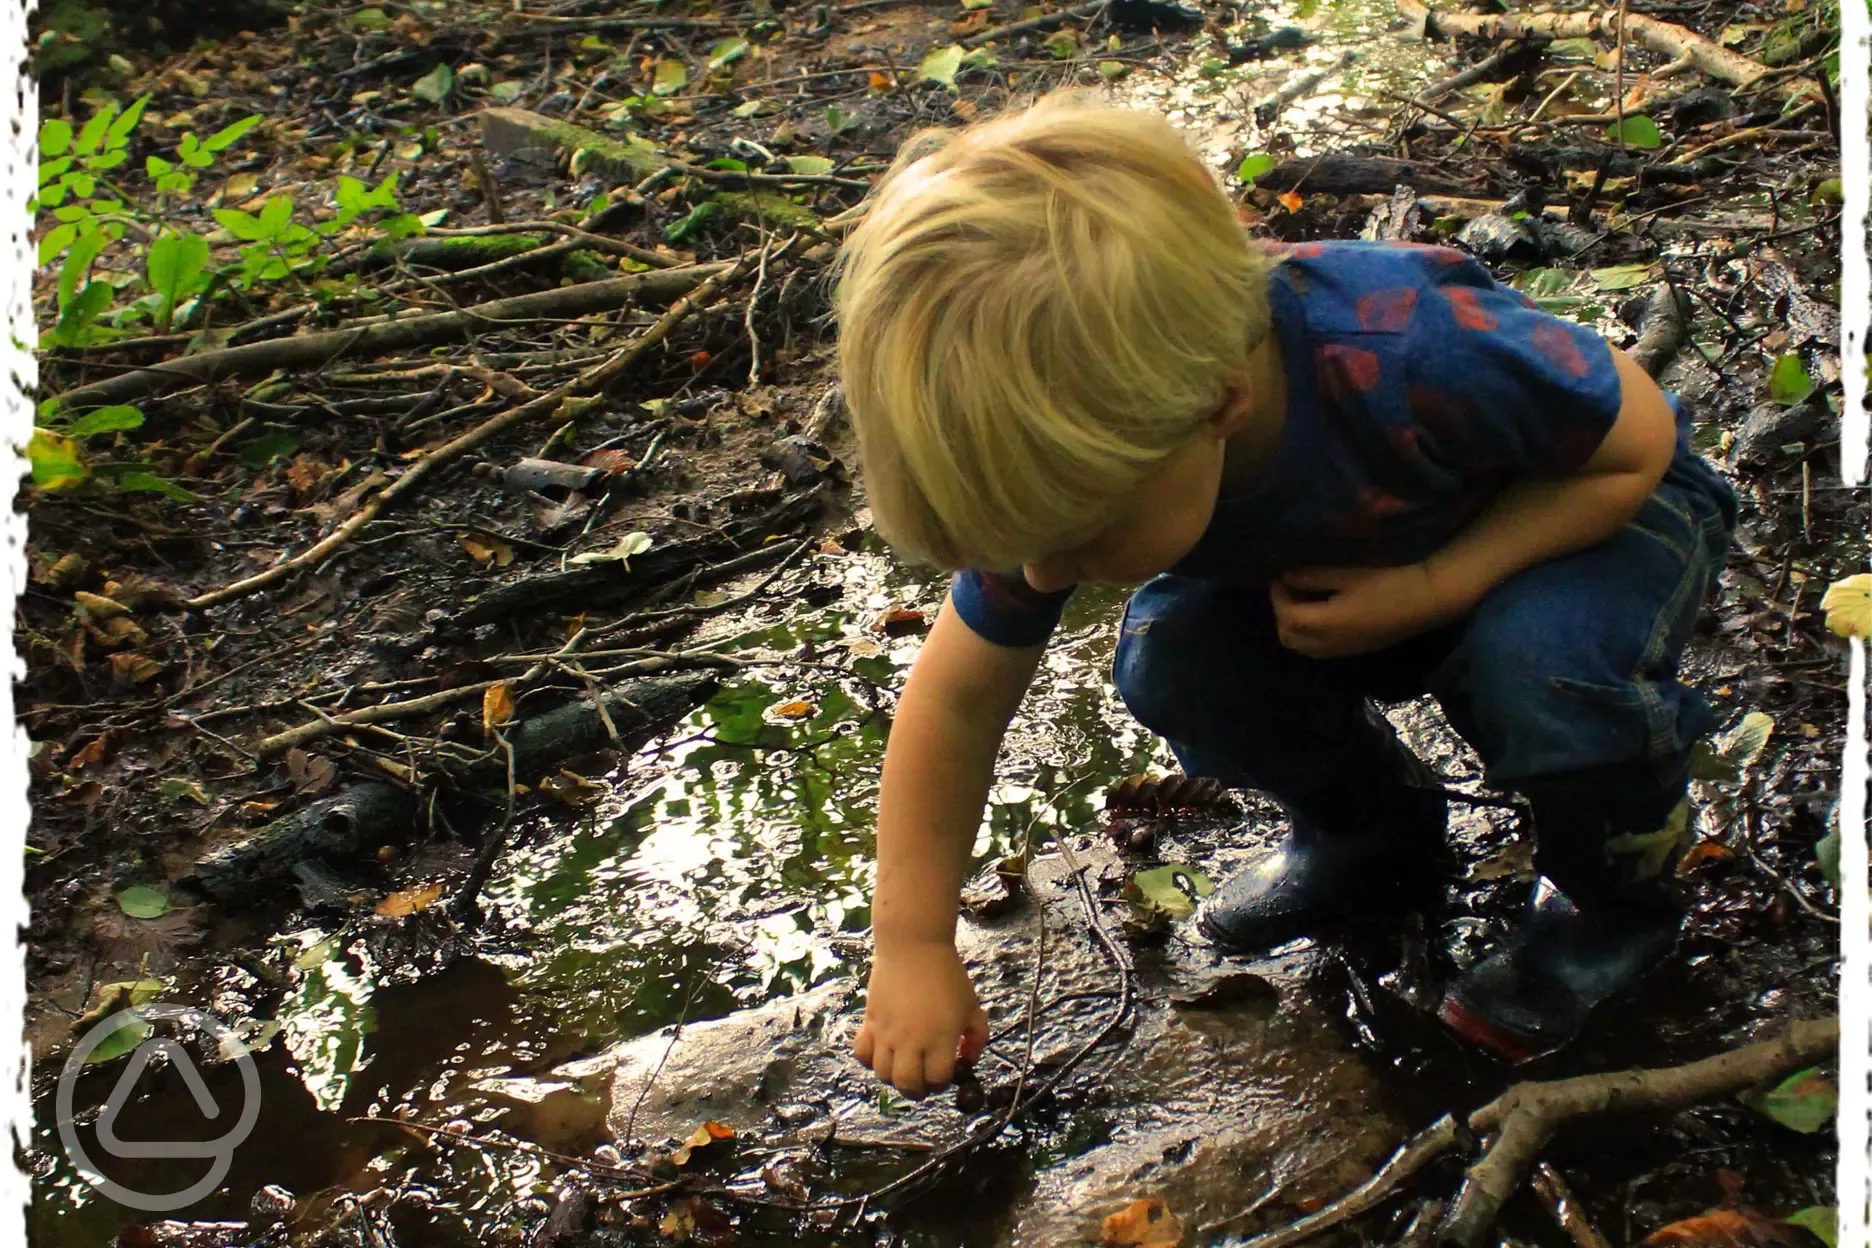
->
[[854, 939, 989, 1097], [1270, 564, 1452, 658]]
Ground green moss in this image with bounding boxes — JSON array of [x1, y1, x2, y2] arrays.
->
[[714, 191, 822, 232]]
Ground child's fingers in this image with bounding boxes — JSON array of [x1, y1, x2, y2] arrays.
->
[[960, 1009, 989, 1062], [887, 1048, 928, 1097], [922, 1046, 957, 1093], [853, 1020, 875, 1067]]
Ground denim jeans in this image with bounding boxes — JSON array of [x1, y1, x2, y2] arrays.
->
[[1111, 446, 1737, 830]]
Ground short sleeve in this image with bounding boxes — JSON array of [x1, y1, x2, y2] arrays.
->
[[949, 569, 1071, 648], [1403, 257, 1624, 479]]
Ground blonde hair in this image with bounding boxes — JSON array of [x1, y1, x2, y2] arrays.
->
[[834, 91, 1273, 571]]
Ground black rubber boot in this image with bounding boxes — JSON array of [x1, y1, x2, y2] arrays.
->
[[1439, 785, 1692, 1064], [1196, 707, 1448, 955]]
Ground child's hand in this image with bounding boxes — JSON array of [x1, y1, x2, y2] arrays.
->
[[1270, 564, 1453, 658], [854, 939, 989, 1097]]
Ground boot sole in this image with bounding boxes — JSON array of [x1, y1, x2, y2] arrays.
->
[[1435, 993, 1553, 1065]]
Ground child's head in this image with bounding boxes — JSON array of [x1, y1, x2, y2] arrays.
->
[[835, 91, 1273, 573]]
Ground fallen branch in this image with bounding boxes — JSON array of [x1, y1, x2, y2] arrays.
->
[[1252, 51, 1356, 127], [962, 0, 1103, 46], [1414, 40, 1536, 105], [1442, 1015, 1839, 1246], [1396, 0, 1815, 98], [53, 263, 720, 412], [187, 253, 763, 614], [1243, 1016, 1837, 1248]]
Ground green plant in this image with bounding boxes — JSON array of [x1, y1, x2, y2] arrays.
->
[[26, 399, 195, 500]]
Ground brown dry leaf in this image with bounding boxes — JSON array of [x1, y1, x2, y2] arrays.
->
[[671, 1120, 736, 1166], [38, 552, 88, 587], [660, 1203, 696, 1240], [872, 606, 928, 637], [460, 532, 515, 568], [242, 798, 282, 818], [483, 682, 516, 736], [769, 699, 816, 721], [74, 590, 129, 620], [375, 881, 445, 917], [538, 769, 602, 806], [88, 617, 149, 650], [581, 448, 636, 474], [300, 755, 337, 794], [285, 456, 329, 496], [1678, 841, 1734, 873], [951, 96, 978, 120], [68, 732, 118, 770], [818, 535, 847, 555], [1277, 190, 1304, 213], [104, 573, 187, 612], [109, 652, 167, 685], [1637, 1209, 1813, 1248], [868, 70, 892, 90], [1101, 1198, 1183, 1247]]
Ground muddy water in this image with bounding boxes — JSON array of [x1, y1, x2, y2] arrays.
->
[[29, 544, 1171, 1246]]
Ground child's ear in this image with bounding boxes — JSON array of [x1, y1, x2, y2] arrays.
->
[[1206, 382, 1257, 439]]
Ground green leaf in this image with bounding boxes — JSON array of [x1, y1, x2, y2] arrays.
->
[[46, 281, 113, 347], [918, 44, 965, 87], [1815, 824, 1841, 890], [74, 104, 115, 157], [785, 155, 834, 176], [28, 429, 88, 490], [1127, 864, 1216, 919], [40, 117, 73, 157], [1742, 1066, 1836, 1133], [708, 37, 751, 69], [85, 1014, 152, 1064], [258, 194, 294, 235], [351, 6, 390, 29], [412, 63, 455, 104], [706, 157, 749, 172], [1098, 59, 1127, 82], [1769, 353, 1816, 406], [85, 149, 128, 172], [1786, 1207, 1837, 1246], [664, 200, 720, 242], [145, 153, 174, 178], [238, 433, 300, 469], [68, 405, 144, 438], [490, 80, 525, 104], [1604, 114, 1662, 149], [380, 212, 426, 241], [159, 777, 211, 805], [213, 207, 269, 241], [38, 154, 73, 187], [60, 227, 108, 312], [652, 58, 688, 95], [115, 884, 171, 919], [37, 221, 78, 266], [1237, 153, 1275, 186], [825, 104, 858, 133], [1590, 262, 1653, 290], [202, 114, 262, 152], [147, 231, 211, 327], [106, 95, 150, 147], [114, 471, 200, 502]]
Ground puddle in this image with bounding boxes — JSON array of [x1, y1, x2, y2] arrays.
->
[[29, 543, 1168, 1246]]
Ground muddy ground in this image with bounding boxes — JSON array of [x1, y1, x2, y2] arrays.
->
[[19, 0, 1855, 1244]]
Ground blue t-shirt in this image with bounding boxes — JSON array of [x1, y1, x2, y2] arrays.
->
[[951, 240, 1627, 648]]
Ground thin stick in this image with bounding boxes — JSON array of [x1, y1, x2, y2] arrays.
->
[[187, 254, 759, 612], [1235, 1116, 1462, 1248]]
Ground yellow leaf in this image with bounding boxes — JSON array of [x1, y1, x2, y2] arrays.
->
[[375, 881, 444, 917], [483, 682, 515, 735], [459, 532, 514, 567], [1820, 573, 1872, 639], [769, 699, 816, 721], [1101, 1198, 1183, 1247], [74, 590, 129, 619], [538, 769, 601, 806], [1277, 190, 1303, 213], [108, 652, 166, 685]]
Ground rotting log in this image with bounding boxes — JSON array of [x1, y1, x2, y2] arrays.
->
[[480, 106, 668, 183], [53, 263, 723, 412], [186, 783, 415, 905], [1396, 0, 1810, 97], [1255, 154, 1474, 196], [186, 673, 720, 906]]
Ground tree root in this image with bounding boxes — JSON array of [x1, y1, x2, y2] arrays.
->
[[1240, 1016, 1838, 1248]]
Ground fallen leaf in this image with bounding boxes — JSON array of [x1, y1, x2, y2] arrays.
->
[[1784, 1207, 1836, 1246], [1170, 970, 1278, 1012], [68, 732, 117, 770], [460, 532, 515, 567], [1638, 1208, 1815, 1247], [483, 681, 516, 735], [671, 1120, 736, 1165], [1125, 865, 1216, 921], [768, 699, 816, 721], [568, 531, 653, 567], [115, 885, 172, 919], [1677, 840, 1733, 872], [1277, 190, 1304, 213], [74, 590, 129, 619], [1741, 1066, 1837, 1134], [1819, 573, 1872, 638], [284, 456, 329, 495], [870, 606, 928, 636], [539, 769, 602, 806], [868, 70, 893, 90], [158, 777, 210, 805], [375, 881, 444, 917], [108, 652, 167, 685], [918, 44, 965, 87], [1101, 1198, 1183, 1247]]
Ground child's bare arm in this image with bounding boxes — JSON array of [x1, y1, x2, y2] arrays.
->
[[855, 595, 1045, 1096], [1272, 346, 1678, 659]]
